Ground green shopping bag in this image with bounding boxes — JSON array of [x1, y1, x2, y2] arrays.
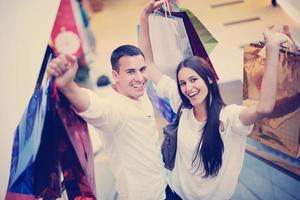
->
[[167, 0, 218, 54], [183, 9, 218, 54]]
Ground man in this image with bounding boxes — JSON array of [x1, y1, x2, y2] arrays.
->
[[47, 45, 166, 199]]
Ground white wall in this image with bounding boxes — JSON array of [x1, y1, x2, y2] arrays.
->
[[0, 0, 60, 197], [278, 0, 300, 26]]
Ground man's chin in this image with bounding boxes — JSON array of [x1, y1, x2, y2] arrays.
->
[[132, 90, 145, 99]]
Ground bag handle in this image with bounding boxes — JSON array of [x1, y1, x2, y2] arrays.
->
[[174, 103, 184, 122], [153, 0, 171, 17], [41, 55, 53, 89], [163, 0, 172, 17], [258, 39, 292, 59], [34, 46, 55, 92]]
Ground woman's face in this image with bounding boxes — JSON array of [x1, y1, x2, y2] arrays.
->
[[178, 67, 209, 107]]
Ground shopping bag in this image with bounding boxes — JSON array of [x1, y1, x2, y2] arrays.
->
[[32, 86, 61, 198], [6, 79, 49, 199], [147, 82, 176, 122], [148, 10, 218, 121], [6, 79, 97, 199], [51, 0, 85, 59], [56, 93, 97, 199], [243, 43, 300, 157], [33, 83, 96, 199], [147, 13, 193, 122], [161, 104, 183, 170], [171, 11, 218, 79], [149, 13, 194, 79], [181, 9, 218, 55], [161, 1, 218, 54]]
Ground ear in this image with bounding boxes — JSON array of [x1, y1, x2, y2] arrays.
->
[[112, 70, 119, 83]]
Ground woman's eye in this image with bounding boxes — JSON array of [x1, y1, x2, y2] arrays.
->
[[179, 82, 186, 86], [191, 78, 197, 82]]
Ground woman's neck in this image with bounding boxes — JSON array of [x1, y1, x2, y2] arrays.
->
[[193, 102, 207, 122]]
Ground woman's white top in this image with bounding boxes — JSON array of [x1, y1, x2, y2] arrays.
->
[[156, 75, 254, 200]]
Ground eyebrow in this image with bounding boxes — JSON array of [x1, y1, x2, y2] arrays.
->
[[125, 68, 136, 72], [188, 76, 197, 80], [124, 65, 147, 71], [179, 75, 197, 82], [140, 66, 147, 71]]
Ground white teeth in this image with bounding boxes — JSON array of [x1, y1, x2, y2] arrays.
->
[[188, 91, 198, 97], [132, 83, 144, 88]]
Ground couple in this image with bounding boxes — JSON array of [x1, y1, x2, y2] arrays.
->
[[47, 1, 293, 199]]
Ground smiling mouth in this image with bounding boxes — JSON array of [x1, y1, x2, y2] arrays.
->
[[187, 91, 199, 98], [131, 82, 145, 88]]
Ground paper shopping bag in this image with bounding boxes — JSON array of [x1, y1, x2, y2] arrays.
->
[[243, 43, 300, 157], [162, 1, 218, 54], [149, 13, 194, 79]]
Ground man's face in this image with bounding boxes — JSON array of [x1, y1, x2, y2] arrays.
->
[[112, 55, 148, 100]]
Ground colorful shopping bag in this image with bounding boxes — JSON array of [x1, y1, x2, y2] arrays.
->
[[148, 13, 194, 121], [6, 79, 49, 199], [6, 79, 97, 199], [147, 9, 218, 121], [181, 9, 218, 55], [51, 0, 83, 57], [162, 1, 218, 54], [33, 83, 97, 199], [56, 93, 97, 199], [32, 86, 61, 198], [171, 11, 218, 79], [147, 82, 176, 122], [243, 43, 300, 157]]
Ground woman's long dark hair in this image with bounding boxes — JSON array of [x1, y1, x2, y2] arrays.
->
[[176, 56, 225, 178]]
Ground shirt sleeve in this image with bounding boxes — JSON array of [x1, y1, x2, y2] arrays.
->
[[224, 104, 254, 136], [155, 74, 182, 112], [76, 88, 122, 132]]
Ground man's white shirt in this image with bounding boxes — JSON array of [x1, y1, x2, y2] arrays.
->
[[78, 87, 166, 200]]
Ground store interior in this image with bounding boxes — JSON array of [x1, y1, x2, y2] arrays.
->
[[1, 0, 299, 199]]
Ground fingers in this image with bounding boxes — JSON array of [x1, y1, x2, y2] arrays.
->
[[263, 25, 298, 51], [281, 33, 290, 42], [65, 54, 77, 65], [153, 0, 164, 7], [263, 26, 292, 45], [282, 25, 292, 38], [146, 0, 164, 13], [263, 25, 274, 38], [47, 54, 72, 77]]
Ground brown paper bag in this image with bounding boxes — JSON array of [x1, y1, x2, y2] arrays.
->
[[243, 43, 300, 157]]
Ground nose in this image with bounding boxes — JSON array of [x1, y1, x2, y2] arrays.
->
[[135, 71, 144, 82], [185, 81, 193, 92]]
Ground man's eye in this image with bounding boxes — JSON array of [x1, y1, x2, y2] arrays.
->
[[127, 71, 134, 75]]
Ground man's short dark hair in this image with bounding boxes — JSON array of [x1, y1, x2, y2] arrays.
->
[[110, 45, 145, 71]]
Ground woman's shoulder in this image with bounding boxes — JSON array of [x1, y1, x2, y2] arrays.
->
[[220, 104, 246, 122], [222, 104, 246, 114]]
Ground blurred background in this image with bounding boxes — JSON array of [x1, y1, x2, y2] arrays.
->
[[1, 0, 299, 199]]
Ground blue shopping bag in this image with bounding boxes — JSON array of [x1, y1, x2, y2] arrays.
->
[[147, 82, 176, 123], [6, 78, 50, 199]]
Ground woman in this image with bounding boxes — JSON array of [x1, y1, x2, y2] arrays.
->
[[139, 1, 292, 199]]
